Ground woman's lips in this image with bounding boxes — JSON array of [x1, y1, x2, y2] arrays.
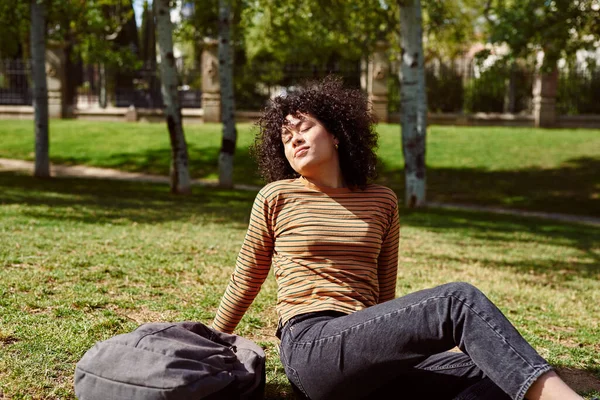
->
[[295, 147, 309, 157]]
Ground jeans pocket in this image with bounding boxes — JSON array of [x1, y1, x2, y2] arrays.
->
[[285, 364, 310, 398]]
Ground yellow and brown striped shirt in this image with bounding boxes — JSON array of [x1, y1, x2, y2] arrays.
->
[[212, 176, 400, 334]]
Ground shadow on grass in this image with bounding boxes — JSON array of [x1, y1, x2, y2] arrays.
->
[[49, 144, 265, 187], [1, 170, 598, 397], [45, 138, 599, 217], [0, 171, 258, 226], [265, 382, 295, 400], [378, 156, 600, 217], [401, 207, 600, 279], [1, 169, 597, 279]]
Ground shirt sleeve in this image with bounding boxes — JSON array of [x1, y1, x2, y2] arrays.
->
[[212, 190, 275, 333], [377, 195, 399, 303]]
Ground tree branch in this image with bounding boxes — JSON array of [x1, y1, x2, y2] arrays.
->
[[483, 0, 493, 25]]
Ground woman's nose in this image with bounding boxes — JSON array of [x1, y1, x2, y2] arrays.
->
[[291, 132, 305, 146]]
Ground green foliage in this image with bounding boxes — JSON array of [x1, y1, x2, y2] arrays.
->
[[52, 0, 141, 69], [463, 56, 534, 114], [177, 0, 221, 41], [390, 56, 534, 114], [242, 0, 398, 64], [485, 0, 600, 70], [237, 0, 483, 65], [557, 67, 600, 115], [425, 63, 464, 112], [463, 65, 506, 113], [0, 0, 29, 58], [421, 0, 485, 59], [175, 0, 488, 112], [388, 74, 401, 113], [0, 0, 140, 70]]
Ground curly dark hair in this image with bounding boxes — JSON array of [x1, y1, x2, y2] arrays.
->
[[251, 76, 379, 189]]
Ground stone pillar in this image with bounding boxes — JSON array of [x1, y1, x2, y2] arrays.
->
[[533, 68, 558, 128], [360, 57, 368, 92], [125, 104, 138, 122], [45, 44, 66, 118], [201, 38, 221, 122], [366, 41, 389, 123]]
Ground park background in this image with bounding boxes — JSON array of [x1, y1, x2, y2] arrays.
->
[[0, 0, 599, 399]]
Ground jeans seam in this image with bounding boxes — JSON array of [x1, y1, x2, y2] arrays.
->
[[448, 293, 541, 372], [290, 295, 450, 345], [286, 364, 310, 398], [514, 364, 553, 400], [422, 360, 476, 371]]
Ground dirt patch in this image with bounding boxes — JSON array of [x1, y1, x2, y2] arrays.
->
[[0, 331, 19, 346], [556, 367, 600, 393], [114, 307, 178, 324]]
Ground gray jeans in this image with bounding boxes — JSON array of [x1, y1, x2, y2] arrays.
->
[[278, 282, 552, 400]]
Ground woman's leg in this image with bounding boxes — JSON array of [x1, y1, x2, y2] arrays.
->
[[365, 351, 511, 400], [278, 282, 555, 400], [524, 370, 583, 400]]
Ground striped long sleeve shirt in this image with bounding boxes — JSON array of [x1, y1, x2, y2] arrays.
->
[[212, 176, 400, 334]]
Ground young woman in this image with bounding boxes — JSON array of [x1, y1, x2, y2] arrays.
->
[[212, 77, 584, 400]]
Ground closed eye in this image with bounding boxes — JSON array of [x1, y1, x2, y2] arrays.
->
[[300, 123, 313, 133]]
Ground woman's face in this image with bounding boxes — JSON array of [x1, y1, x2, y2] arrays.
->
[[281, 113, 340, 178]]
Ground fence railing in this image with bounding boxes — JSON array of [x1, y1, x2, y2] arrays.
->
[[0, 59, 32, 106], [76, 62, 202, 109], [2, 58, 599, 116], [557, 68, 600, 115], [234, 61, 362, 111]]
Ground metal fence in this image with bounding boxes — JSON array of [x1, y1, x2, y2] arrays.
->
[[388, 60, 536, 114], [557, 68, 600, 115], [76, 62, 202, 109], [0, 59, 32, 105], [2, 58, 599, 115], [234, 61, 362, 111]]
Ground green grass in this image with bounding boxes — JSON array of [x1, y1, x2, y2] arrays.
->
[[0, 120, 599, 398], [1, 119, 599, 216], [0, 171, 598, 399]]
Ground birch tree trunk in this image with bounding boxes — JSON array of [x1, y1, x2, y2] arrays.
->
[[99, 63, 107, 108], [218, 0, 237, 188], [154, 0, 192, 194], [504, 61, 517, 113], [30, 0, 50, 178], [398, 0, 427, 207]]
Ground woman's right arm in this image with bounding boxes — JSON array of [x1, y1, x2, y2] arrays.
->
[[212, 191, 275, 334]]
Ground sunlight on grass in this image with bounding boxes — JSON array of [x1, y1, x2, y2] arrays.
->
[[0, 172, 598, 399], [1, 120, 599, 397], [1, 119, 599, 216]]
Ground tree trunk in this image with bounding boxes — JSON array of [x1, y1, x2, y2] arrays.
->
[[154, 0, 192, 194], [140, 0, 156, 66], [218, 0, 237, 188], [30, 0, 50, 178], [63, 40, 82, 117], [504, 61, 516, 113], [398, 0, 427, 207], [99, 63, 107, 108]]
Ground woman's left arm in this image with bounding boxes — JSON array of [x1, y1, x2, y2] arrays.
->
[[212, 191, 275, 333], [377, 199, 400, 303]]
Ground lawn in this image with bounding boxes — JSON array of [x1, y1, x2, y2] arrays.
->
[[0, 119, 599, 216], [0, 171, 598, 399], [0, 119, 599, 399]]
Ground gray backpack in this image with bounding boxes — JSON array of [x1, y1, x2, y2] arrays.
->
[[74, 321, 266, 400]]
